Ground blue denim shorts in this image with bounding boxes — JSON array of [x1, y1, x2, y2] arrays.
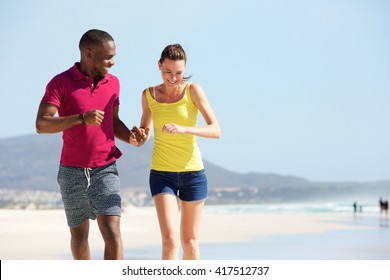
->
[[57, 162, 121, 228], [149, 169, 208, 202]]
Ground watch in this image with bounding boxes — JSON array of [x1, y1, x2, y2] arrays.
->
[[79, 113, 86, 125]]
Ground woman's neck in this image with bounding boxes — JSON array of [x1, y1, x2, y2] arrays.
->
[[156, 83, 186, 103], [161, 83, 184, 96]]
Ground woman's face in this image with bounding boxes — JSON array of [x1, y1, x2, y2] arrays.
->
[[159, 58, 186, 87]]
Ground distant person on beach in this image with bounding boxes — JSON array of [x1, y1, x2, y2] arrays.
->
[[131, 44, 221, 259], [379, 198, 389, 215], [353, 201, 357, 213], [35, 29, 141, 260]]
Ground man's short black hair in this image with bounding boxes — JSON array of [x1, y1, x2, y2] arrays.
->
[[79, 29, 114, 51]]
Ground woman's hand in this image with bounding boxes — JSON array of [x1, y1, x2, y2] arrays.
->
[[130, 126, 150, 146], [162, 123, 186, 134]]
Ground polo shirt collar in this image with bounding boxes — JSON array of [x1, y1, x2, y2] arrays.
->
[[69, 62, 111, 83]]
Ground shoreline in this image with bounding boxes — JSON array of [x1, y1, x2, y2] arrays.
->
[[0, 207, 387, 260]]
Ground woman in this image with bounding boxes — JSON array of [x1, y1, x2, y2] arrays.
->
[[133, 44, 221, 259]]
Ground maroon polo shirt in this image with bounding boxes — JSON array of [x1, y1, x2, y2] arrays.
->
[[41, 63, 122, 168]]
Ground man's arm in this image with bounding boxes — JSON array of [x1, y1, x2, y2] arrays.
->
[[35, 102, 83, 134], [112, 105, 132, 143]]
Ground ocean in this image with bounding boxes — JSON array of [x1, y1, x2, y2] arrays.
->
[[203, 202, 381, 214]]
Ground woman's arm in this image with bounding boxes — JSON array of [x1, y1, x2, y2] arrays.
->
[[162, 83, 221, 139], [130, 89, 153, 146]]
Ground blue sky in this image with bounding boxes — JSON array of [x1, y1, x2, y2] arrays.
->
[[1, 0, 389, 182]]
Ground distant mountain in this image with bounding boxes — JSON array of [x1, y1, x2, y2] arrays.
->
[[0, 134, 389, 206], [0, 133, 311, 191]]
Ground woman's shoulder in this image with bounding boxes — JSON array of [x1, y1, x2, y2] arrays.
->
[[142, 86, 159, 103], [188, 82, 206, 96], [187, 82, 208, 105], [188, 82, 204, 93], [142, 86, 154, 95]]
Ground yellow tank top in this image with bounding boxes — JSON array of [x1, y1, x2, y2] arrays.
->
[[146, 83, 204, 172]]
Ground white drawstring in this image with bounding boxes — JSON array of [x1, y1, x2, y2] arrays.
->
[[84, 168, 92, 190]]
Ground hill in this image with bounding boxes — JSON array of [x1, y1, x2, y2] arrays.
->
[[0, 133, 389, 207]]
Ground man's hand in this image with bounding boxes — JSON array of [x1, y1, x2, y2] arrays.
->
[[129, 126, 150, 146], [84, 110, 105, 125]]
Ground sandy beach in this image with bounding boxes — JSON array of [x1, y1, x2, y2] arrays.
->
[[0, 206, 388, 260]]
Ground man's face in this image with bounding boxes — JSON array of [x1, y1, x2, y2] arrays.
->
[[89, 41, 116, 79]]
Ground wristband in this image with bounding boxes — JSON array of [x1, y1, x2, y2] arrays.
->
[[80, 113, 86, 125]]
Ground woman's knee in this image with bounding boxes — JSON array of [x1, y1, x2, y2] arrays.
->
[[182, 237, 198, 252], [162, 234, 179, 251]]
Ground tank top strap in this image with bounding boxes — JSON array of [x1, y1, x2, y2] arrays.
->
[[185, 82, 193, 100], [185, 82, 192, 92], [153, 86, 157, 100]]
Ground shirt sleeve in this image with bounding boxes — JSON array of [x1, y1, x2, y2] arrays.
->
[[41, 75, 63, 108]]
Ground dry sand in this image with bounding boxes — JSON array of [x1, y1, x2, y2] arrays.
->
[[0, 207, 368, 260]]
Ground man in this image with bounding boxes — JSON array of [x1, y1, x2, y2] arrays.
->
[[36, 29, 139, 259]]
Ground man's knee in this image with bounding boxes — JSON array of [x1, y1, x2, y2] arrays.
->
[[97, 216, 122, 241], [70, 220, 90, 244]]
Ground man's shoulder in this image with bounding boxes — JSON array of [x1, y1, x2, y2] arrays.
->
[[49, 66, 73, 84], [106, 73, 119, 83]]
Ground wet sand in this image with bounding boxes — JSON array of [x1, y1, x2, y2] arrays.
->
[[0, 207, 388, 260]]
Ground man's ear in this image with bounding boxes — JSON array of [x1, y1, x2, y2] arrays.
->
[[84, 48, 92, 59]]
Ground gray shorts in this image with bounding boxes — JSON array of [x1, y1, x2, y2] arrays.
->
[[57, 161, 121, 228]]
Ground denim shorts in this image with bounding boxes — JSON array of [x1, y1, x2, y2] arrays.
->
[[57, 161, 121, 228], [149, 169, 208, 202]]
